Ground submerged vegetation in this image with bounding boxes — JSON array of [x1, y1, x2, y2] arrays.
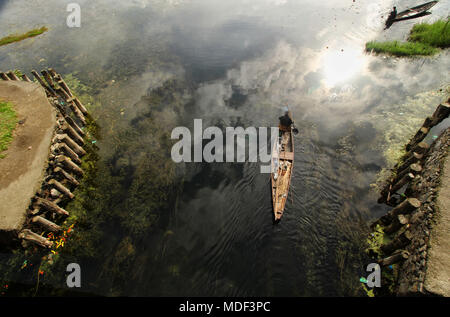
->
[[366, 19, 450, 56], [0, 100, 17, 158], [0, 27, 48, 47], [0, 72, 188, 296]]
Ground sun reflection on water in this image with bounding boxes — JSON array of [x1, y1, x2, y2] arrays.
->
[[321, 47, 366, 87]]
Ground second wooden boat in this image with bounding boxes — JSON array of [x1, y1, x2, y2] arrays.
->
[[394, 1, 438, 21]]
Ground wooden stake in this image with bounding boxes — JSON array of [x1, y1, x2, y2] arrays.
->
[[65, 116, 85, 136], [381, 230, 413, 255], [396, 152, 423, 173], [56, 155, 84, 176], [378, 198, 420, 226], [57, 78, 73, 97], [18, 229, 53, 248], [32, 216, 61, 232], [31, 70, 55, 96], [0, 72, 10, 80], [6, 71, 20, 80], [47, 68, 57, 78], [54, 167, 80, 186], [54, 133, 86, 156], [390, 173, 415, 194], [73, 98, 88, 115], [36, 197, 69, 216], [394, 163, 422, 184], [59, 121, 84, 145], [54, 142, 81, 165], [422, 117, 433, 129], [21, 74, 32, 82], [48, 179, 75, 199], [378, 250, 409, 266], [406, 127, 429, 151], [409, 142, 429, 156], [385, 214, 409, 234], [430, 103, 450, 127]]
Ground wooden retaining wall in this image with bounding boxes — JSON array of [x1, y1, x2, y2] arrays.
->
[[372, 98, 450, 295], [0, 69, 89, 249]]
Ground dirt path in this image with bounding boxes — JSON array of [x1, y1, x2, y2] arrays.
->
[[425, 152, 450, 296], [0, 81, 55, 232]]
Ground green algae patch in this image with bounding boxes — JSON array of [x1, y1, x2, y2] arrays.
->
[[366, 19, 449, 57], [0, 27, 48, 47], [0, 100, 17, 158]]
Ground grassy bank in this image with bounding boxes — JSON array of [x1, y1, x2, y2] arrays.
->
[[0, 26, 48, 47], [366, 19, 450, 56], [0, 101, 17, 158]]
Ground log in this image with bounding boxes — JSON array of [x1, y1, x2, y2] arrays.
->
[[379, 198, 420, 226], [378, 250, 409, 266], [65, 116, 85, 136], [48, 179, 75, 199], [73, 98, 88, 115], [390, 173, 415, 194], [18, 229, 53, 248], [31, 70, 57, 97], [394, 163, 422, 184], [36, 197, 69, 216], [68, 100, 86, 125], [47, 68, 57, 78], [6, 71, 20, 80], [54, 166, 80, 186], [0, 72, 10, 80], [409, 142, 429, 155], [54, 142, 81, 165], [57, 78, 73, 97], [31, 70, 49, 89], [406, 127, 429, 151], [385, 214, 409, 234], [430, 103, 450, 127], [56, 155, 84, 176], [32, 216, 61, 232], [396, 152, 423, 173], [56, 86, 71, 101], [59, 121, 84, 146], [54, 133, 86, 156], [422, 117, 434, 129], [41, 70, 55, 88], [381, 230, 413, 255], [21, 74, 32, 82]]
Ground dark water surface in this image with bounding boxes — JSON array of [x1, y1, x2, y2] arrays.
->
[[0, 0, 449, 296]]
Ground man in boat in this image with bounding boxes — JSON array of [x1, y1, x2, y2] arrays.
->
[[279, 109, 293, 130], [385, 6, 397, 29]]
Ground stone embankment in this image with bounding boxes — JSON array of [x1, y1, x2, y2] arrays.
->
[[371, 98, 449, 296], [0, 69, 89, 249]]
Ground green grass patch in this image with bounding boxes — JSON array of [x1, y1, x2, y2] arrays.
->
[[366, 40, 439, 56], [0, 26, 48, 47], [366, 19, 449, 57], [409, 20, 450, 48], [0, 101, 17, 158]]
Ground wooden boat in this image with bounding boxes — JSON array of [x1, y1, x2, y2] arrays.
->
[[394, 1, 438, 21], [271, 114, 294, 222]]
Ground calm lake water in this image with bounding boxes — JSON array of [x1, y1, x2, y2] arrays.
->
[[0, 0, 449, 296]]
